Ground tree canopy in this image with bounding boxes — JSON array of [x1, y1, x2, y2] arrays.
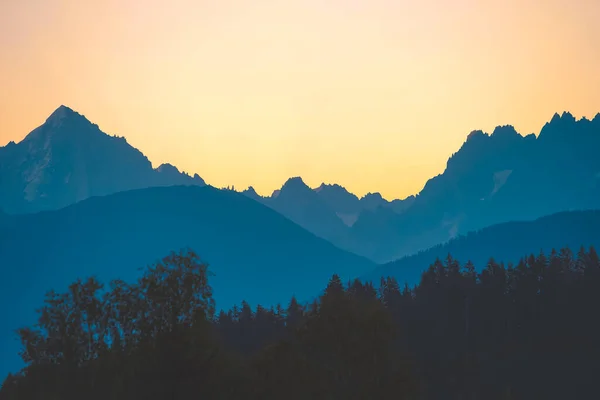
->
[[2, 246, 599, 400]]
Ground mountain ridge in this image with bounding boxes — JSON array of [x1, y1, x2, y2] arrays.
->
[[3, 106, 600, 265], [0, 105, 206, 214], [347, 111, 600, 262], [238, 111, 600, 263]]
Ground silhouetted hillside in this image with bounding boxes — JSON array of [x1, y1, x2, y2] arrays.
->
[[3, 246, 599, 400], [364, 210, 600, 285], [351, 112, 600, 262], [0, 185, 374, 378], [0, 105, 205, 214]]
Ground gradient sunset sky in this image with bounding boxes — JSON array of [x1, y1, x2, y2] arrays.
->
[[1, 0, 599, 199]]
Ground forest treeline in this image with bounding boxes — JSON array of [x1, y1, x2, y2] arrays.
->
[[1, 247, 599, 400]]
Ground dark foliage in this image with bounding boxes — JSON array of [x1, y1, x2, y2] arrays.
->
[[2, 246, 599, 399], [0, 184, 375, 377]]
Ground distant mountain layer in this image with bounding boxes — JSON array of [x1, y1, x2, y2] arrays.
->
[[0, 185, 374, 377], [240, 178, 415, 258], [242, 112, 600, 263], [243, 179, 414, 228], [349, 112, 600, 262], [0, 105, 205, 214], [363, 210, 600, 286], [314, 183, 416, 219], [3, 106, 600, 265], [0, 104, 416, 242]]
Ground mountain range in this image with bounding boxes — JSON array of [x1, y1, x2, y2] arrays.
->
[[240, 179, 415, 246], [237, 112, 600, 263], [2, 106, 600, 265], [344, 112, 600, 262], [244, 180, 415, 227]]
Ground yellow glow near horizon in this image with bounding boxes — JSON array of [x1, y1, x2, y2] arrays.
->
[[1, 0, 599, 199]]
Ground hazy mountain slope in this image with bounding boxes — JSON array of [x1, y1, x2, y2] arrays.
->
[[314, 183, 362, 226], [0, 185, 374, 377], [313, 184, 415, 226], [241, 179, 415, 258], [363, 210, 600, 286], [350, 112, 600, 262], [265, 177, 351, 242], [239, 112, 600, 264], [0, 105, 205, 214]]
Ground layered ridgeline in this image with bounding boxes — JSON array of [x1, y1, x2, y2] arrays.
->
[[3, 107, 600, 264], [241, 178, 415, 243], [349, 112, 600, 262], [0, 105, 205, 214], [0, 104, 413, 222], [0, 185, 374, 378], [241, 112, 600, 263], [364, 210, 600, 286]]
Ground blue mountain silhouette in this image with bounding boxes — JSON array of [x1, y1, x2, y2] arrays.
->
[[349, 112, 600, 262], [241, 178, 415, 254], [239, 112, 600, 263], [0, 105, 205, 214]]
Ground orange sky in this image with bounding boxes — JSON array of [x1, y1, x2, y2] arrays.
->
[[1, 0, 599, 199]]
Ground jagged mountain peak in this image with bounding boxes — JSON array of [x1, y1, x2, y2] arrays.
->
[[156, 163, 180, 174], [539, 110, 584, 142], [242, 186, 263, 201], [283, 176, 308, 186], [448, 123, 530, 173], [359, 192, 388, 212], [0, 106, 206, 214], [280, 176, 312, 194], [491, 125, 520, 139], [465, 130, 488, 142], [360, 192, 384, 201], [465, 125, 526, 147], [545, 110, 578, 127], [316, 182, 346, 192], [46, 105, 77, 123], [351, 109, 600, 263], [192, 173, 205, 183], [22, 105, 98, 144], [42, 105, 99, 134], [554, 111, 575, 122]]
